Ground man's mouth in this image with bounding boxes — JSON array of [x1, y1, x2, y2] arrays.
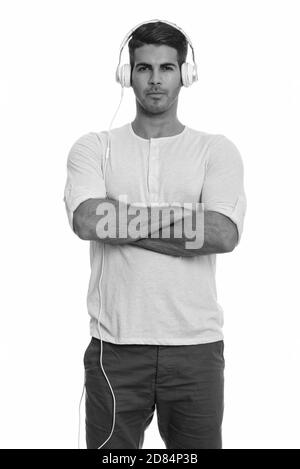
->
[[147, 92, 165, 96]]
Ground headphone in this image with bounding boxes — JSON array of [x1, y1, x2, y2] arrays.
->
[[115, 19, 198, 88]]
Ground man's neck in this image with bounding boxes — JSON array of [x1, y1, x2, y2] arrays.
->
[[131, 117, 185, 140]]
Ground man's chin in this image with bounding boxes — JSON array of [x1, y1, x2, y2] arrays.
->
[[142, 100, 168, 112], [144, 105, 167, 115], [135, 96, 169, 114]]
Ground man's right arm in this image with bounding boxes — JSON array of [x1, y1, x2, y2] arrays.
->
[[73, 197, 186, 244]]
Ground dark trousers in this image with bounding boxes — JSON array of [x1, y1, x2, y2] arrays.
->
[[84, 337, 225, 449]]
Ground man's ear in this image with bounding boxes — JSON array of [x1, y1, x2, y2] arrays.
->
[[178, 62, 183, 87]]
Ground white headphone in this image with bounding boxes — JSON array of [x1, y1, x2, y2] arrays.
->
[[115, 19, 198, 88]]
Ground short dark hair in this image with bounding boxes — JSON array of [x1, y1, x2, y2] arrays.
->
[[128, 21, 188, 70]]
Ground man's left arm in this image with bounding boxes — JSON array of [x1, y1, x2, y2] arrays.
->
[[129, 209, 237, 257]]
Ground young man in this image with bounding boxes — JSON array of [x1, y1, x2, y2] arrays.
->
[[63, 21, 247, 449]]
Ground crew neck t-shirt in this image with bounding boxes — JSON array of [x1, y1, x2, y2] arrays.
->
[[63, 122, 247, 345]]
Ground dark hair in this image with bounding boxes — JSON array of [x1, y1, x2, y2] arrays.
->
[[128, 21, 188, 70]]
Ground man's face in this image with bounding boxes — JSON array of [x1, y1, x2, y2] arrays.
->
[[131, 44, 182, 115]]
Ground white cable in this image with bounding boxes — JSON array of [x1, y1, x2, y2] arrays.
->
[[78, 86, 125, 449], [78, 376, 85, 449]]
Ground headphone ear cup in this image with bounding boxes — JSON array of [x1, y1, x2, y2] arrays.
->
[[115, 64, 122, 85], [123, 64, 132, 88], [181, 62, 196, 87], [115, 64, 131, 88]]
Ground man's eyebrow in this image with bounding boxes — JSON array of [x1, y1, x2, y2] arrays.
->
[[135, 62, 177, 68]]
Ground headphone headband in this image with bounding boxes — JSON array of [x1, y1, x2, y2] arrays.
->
[[117, 18, 197, 70]]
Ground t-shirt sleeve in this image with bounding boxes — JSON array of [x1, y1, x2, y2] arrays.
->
[[200, 134, 247, 245], [63, 132, 107, 232]]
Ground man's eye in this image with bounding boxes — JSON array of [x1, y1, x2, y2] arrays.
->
[[137, 66, 173, 72]]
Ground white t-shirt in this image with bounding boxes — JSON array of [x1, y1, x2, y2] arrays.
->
[[63, 122, 247, 345]]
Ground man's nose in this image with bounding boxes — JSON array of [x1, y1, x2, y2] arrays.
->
[[148, 68, 162, 85]]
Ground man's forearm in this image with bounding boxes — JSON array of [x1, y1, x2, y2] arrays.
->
[[73, 197, 187, 243], [130, 211, 237, 257]]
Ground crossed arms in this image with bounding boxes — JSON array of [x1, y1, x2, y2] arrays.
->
[[73, 197, 238, 257]]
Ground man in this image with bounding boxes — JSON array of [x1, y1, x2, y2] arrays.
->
[[63, 20, 247, 449]]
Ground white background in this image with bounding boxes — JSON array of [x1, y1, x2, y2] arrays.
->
[[0, 0, 299, 449]]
